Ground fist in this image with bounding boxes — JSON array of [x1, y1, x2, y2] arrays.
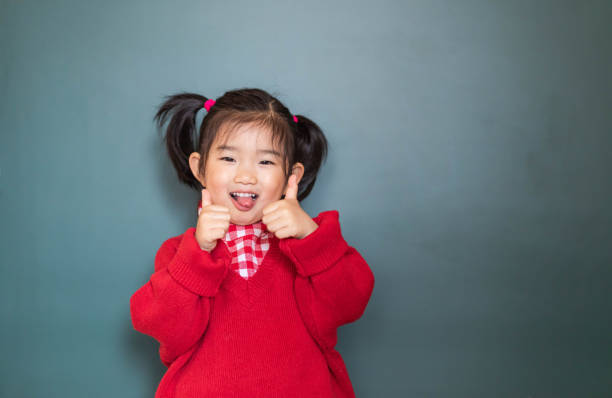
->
[[196, 188, 230, 252], [262, 174, 318, 239]]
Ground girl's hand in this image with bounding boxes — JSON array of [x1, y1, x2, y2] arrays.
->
[[262, 175, 318, 240], [196, 189, 231, 252]]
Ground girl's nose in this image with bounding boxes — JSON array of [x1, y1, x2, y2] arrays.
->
[[234, 166, 257, 184]]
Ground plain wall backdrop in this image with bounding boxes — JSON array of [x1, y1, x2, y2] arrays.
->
[[1, 0, 611, 396]]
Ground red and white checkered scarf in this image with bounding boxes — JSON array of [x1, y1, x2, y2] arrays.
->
[[198, 200, 271, 280]]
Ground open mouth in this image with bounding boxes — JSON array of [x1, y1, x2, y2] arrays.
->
[[230, 192, 258, 200], [229, 192, 259, 211]]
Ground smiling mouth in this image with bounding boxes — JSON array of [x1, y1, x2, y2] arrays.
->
[[229, 192, 259, 211], [230, 192, 258, 200]]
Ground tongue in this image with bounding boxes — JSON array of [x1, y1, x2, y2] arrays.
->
[[236, 196, 254, 208]]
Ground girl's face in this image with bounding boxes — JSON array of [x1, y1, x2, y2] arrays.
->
[[198, 123, 298, 225]]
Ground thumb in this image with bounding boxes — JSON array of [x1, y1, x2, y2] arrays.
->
[[284, 174, 298, 200], [201, 188, 212, 207]]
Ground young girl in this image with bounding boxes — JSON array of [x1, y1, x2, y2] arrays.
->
[[130, 88, 375, 397]]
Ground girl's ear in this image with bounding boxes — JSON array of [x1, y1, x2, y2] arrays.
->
[[291, 162, 305, 184], [189, 152, 206, 187], [281, 162, 305, 200]]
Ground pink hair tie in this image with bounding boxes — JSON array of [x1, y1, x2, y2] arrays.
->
[[293, 115, 298, 123], [203, 99, 216, 112]]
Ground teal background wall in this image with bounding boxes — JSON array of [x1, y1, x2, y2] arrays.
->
[[1, 0, 611, 396]]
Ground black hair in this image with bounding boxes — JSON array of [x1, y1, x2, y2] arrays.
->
[[154, 88, 327, 201]]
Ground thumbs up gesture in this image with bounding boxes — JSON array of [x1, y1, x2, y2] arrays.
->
[[196, 188, 231, 252], [262, 174, 318, 239]]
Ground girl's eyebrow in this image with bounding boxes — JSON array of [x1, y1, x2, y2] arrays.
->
[[215, 145, 281, 158]]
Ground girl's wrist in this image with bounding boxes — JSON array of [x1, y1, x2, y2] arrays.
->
[[297, 219, 318, 239]]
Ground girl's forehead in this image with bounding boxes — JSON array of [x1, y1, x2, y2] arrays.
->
[[215, 123, 280, 150]]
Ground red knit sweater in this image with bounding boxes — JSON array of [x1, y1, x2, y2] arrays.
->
[[130, 210, 374, 397]]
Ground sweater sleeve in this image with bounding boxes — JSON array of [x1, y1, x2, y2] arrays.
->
[[130, 227, 230, 367], [278, 210, 375, 351]]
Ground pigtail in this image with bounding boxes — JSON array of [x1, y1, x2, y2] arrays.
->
[[154, 92, 207, 190], [292, 115, 328, 201]]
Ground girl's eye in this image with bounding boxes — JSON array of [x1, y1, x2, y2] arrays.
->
[[220, 157, 235, 162], [260, 160, 274, 165]]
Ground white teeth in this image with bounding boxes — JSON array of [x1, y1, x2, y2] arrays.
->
[[231, 192, 258, 199]]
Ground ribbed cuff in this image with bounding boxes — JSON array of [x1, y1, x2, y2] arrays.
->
[[278, 210, 349, 277], [167, 227, 230, 296]]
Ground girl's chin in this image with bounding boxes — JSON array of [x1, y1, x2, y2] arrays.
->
[[230, 212, 262, 225]]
